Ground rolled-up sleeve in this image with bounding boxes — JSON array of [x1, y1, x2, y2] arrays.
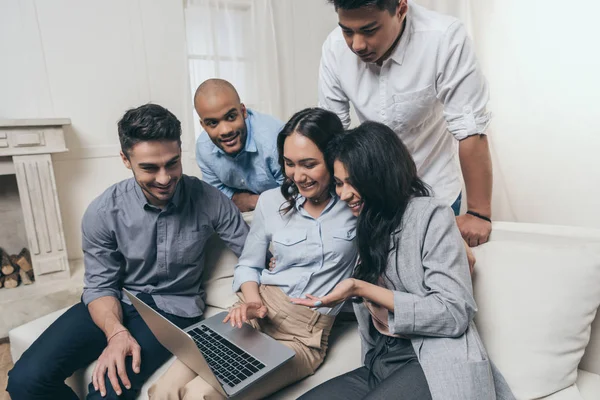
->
[[232, 194, 269, 292], [388, 205, 477, 337], [435, 21, 491, 140], [81, 205, 124, 305], [318, 36, 351, 129]]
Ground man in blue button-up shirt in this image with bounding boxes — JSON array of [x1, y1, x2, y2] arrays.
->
[[194, 79, 284, 212], [7, 104, 249, 400]]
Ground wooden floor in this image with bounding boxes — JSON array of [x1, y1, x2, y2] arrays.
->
[[0, 343, 12, 400]]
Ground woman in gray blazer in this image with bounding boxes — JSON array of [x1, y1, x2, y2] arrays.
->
[[292, 122, 515, 400]]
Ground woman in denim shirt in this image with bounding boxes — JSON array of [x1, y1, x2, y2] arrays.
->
[[150, 108, 359, 400]]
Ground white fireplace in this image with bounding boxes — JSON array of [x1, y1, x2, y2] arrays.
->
[[0, 119, 84, 338], [0, 119, 71, 284]]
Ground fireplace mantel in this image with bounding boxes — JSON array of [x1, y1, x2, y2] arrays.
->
[[0, 118, 71, 283]]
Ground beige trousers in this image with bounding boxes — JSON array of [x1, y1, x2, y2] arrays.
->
[[148, 285, 335, 400]]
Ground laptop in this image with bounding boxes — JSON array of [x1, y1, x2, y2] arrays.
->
[[123, 289, 295, 398]]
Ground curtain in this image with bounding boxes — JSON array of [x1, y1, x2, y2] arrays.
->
[[413, 0, 472, 32], [184, 0, 282, 139]]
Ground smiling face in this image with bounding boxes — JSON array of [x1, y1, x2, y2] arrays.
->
[[334, 159, 364, 216], [337, 1, 406, 64], [283, 132, 331, 201], [195, 89, 248, 156], [121, 140, 182, 208]]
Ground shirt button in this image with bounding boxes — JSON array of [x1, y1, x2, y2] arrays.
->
[[159, 237, 164, 243], [240, 179, 245, 185]]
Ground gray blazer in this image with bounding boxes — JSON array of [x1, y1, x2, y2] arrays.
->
[[354, 197, 515, 400]]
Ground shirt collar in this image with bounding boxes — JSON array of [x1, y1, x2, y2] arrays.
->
[[211, 109, 257, 156], [386, 7, 413, 66], [134, 177, 185, 212], [294, 191, 339, 215]]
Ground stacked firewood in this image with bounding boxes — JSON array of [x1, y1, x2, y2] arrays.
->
[[0, 247, 34, 289]]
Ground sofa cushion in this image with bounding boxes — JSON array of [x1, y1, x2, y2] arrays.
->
[[472, 240, 600, 399], [576, 369, 600, 400], [202, 234, 239, 310], [538, 370, 600, 400], [9, 306, 71, 363]]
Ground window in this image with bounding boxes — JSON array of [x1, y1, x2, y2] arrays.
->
[[184, 0, 257, 139]]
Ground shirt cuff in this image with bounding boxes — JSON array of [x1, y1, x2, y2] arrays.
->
[[232, 267, 262, 293], [221, 186, 235, 199], [82, 288, 121, 306], [447, 107, 492, 140], [387, 290, 418, 336]]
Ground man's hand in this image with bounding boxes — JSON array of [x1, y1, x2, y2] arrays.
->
[[92, 329, 141, 397], [232, 191, 259, 213], [456, 213, 492, 247], [462, 238, 476, 274], [223, 302, 267, 328], [291, 278, 357, 308]]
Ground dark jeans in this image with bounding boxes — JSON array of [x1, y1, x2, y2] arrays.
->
[[298, 334, 432, 400], [451, 192, 462, 216], [6, 294, 200, 400]]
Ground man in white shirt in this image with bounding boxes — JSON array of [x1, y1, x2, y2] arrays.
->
[[320, 0, 493, 247]]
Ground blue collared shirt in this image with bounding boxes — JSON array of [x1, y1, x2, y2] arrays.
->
[[196, 109, 284, 198], [81, 175, 249, 318], [232, 188, 358, 315]]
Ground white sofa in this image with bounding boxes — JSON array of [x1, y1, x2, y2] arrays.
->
[[9, 222, 600, 399]]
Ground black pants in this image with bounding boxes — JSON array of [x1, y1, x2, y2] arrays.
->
[[299, 334, 432, 400], [6, 294, 200, 400]]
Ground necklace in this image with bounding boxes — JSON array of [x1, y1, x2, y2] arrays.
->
[[308, 191, 330, 205]]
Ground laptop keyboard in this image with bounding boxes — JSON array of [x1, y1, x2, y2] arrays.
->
[[189, 325, 266, 387]]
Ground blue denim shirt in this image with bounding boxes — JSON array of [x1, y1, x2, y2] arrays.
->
[[81, 175, 249, 318], [196, 109, 284, 198], [232, 188, 358, 315]]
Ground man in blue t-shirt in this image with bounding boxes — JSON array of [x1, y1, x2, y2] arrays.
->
[[194, 79, 284, 212]]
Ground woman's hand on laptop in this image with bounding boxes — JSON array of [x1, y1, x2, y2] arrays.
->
[[223, 302, 268, 328], [92, 328, 141, 397]]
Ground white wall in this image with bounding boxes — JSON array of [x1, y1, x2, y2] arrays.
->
[[470, 0, 600, 229], [0, 0, 197, 260], [0, 0, 335, 261], [6, 0, 595, 264], [274, 1, 339, 120]]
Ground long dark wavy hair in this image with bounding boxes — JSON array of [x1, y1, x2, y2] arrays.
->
[[277, 108, 344, 214], [328, 121, 430, 284]]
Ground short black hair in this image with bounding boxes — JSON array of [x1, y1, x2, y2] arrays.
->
[[118, 104, 181, 157], [328, 0, 399, 14]]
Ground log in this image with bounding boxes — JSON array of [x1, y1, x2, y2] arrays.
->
[[15, 248, 33, 272], [2, 271, 20, 289], [19, 267, 33, 285], [13, 248, 34, 282], [1, 248, 15, 276]]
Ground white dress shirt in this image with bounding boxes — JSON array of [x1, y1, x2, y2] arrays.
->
[[318, 2, 491, 206], [232, 188, 358, 315]]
